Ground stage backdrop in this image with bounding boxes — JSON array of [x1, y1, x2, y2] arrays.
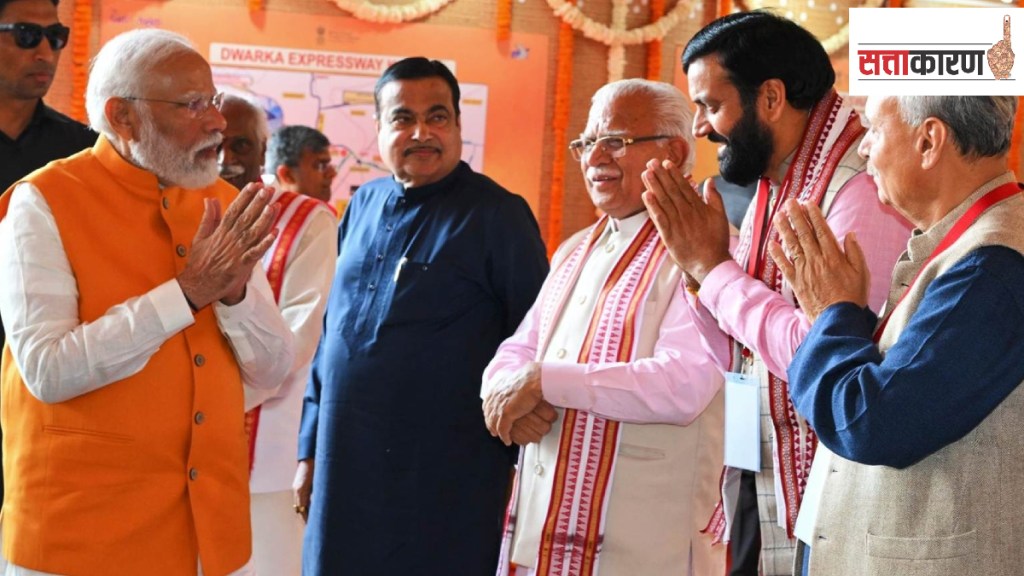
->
[[99, 1, 549, 214]]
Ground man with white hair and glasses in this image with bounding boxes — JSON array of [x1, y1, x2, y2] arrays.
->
[[482, 79, 726, 576], [771, 95, 1024, 576], [0, 28, 294, 575]]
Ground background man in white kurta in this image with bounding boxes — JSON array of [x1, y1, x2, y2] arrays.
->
[[222, 99, 338, 576], [482, 79, 726, 576]]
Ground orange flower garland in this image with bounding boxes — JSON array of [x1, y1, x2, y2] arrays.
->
[[249, 0, 263, 12], [717, 0, 732, 19], [496, 0, 512, 41], [69, 0, 91, 123], [546, 22, 574, 255], [646, 0, 666, 80]]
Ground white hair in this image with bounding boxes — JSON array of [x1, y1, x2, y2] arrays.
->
[[219, 91, 270, 145], [589, 79, 697, 175], [894, 95, 1016, 159], [86, 29, 196, 138]]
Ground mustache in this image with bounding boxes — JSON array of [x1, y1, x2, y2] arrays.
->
[[219, 163, 245, 177], [403, 145, 440, 156], [196, 134, 223, 153], [27, 64, 56, 76], [708, 131, 728, 145]]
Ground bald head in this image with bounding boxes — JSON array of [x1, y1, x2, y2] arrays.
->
[[218, 94, 268, 190]]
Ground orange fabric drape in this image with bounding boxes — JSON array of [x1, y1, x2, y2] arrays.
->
[[547, 22, 574, 255], [717, 0, 732, 19], [69, 0, 91, 123], [645, 0, 666, 80], [497, 0, 513, 41]]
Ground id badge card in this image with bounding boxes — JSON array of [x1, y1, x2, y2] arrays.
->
[[724, 371, 760, 472]]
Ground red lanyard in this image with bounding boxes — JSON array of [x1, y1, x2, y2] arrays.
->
[[746, 177, 791, 279], [873, 182, 1022, 341]]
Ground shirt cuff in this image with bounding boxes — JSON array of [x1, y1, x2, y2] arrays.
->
[[213, 284, 256, 324], [697, 259, 747, 314], [813, 302, 878, 339], [540, 362, 593, 411], [158, 279, 197, 333]]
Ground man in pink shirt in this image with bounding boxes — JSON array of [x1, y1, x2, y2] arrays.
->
[[641, 11, 911, 576], [482, 79, 726, 576]]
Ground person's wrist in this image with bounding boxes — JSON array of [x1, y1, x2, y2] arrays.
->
[[688, 254, 729, 284]]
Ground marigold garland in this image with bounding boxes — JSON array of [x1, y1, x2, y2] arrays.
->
[[646, 0, 666, 80], [718, 0, 733, 18], [607, 0, 629, 81], [69, 0, 91, 123], [546, 22, 574, 255], [496, 0, 513, 41], [248, 0, 263, 12], [545, 0, 691, 46], [330, 0, 455, 23]]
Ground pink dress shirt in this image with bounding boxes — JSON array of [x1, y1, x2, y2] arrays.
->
[[690, 171, 912, 376]]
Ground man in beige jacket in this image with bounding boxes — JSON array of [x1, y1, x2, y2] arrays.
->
[[766, 96, 1024, 575]]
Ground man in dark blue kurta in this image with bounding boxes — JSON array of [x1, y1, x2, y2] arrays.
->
[[295, 57, 548, 575]]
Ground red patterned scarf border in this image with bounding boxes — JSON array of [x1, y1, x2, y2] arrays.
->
[[244, 191, 327, 473], [727, 90, 866, 538], [536, 219, 666, 576]]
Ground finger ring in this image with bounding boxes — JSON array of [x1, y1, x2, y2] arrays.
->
[[294, 504, 307, 514]]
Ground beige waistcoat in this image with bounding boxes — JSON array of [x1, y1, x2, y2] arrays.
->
[[806, 176, 1024, 576]]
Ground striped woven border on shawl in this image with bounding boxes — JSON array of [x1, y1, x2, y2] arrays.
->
[[495, 218, 610, 576], [717, 90, 866, 539], [244, 191, 328, 472], [536, 219, 667, 576]]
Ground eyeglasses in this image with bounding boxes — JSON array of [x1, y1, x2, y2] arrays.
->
[[0, 22, 70, 50], [123, 93, 224, 119], [569, 134, 671, 161]]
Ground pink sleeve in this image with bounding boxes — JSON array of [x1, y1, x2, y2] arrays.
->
[[539, 280, 725, 426], [822, 172, 912, 313], [696, 172, 911, 377], [481, 293, 542, 397]]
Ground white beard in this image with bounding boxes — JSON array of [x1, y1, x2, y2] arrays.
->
[[130, 111, 221, 189]]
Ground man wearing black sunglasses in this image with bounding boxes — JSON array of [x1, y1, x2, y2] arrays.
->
[[0, 0, 96, 518], [0, 0, 95, 192]]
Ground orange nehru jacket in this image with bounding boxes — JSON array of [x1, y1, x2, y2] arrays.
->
[[0, 136, 251, 576]]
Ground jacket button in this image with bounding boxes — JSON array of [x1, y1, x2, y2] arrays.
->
[[176, 244, 187, 257], [556, 348, 567, 359], [189, 468, 198, 481], [194, 411, 205, 425], [162, 197, 170, 209], [194, 354, 205, 367]]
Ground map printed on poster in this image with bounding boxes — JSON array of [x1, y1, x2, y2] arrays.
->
[[211, 43, 488, 200]]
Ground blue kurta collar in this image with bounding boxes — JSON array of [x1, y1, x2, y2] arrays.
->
[[393, 161, 470, 201]]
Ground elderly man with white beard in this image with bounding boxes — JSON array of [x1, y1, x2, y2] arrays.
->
[[0, 28, 294, 576]]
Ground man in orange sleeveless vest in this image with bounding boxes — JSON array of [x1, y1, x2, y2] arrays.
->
[[0, 28, 295, 576]]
